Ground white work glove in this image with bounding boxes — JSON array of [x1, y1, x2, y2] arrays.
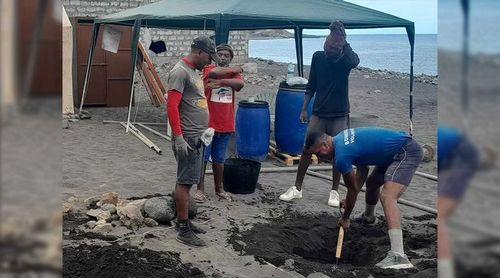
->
[[173, 135, 193, 158]]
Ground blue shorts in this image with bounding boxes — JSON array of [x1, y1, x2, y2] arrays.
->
[[204, 132, 232, 164]]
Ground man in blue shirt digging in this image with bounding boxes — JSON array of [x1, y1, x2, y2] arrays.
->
[[305, 127, 423, 269]]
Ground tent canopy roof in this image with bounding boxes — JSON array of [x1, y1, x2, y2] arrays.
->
[[96, 0, 414, 31]]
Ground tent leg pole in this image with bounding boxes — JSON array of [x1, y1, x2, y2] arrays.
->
[[294, 26, 304, 77], [125, 19, 142, 133], [79, 23, 100, 115]]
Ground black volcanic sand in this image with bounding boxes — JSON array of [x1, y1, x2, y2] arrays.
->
[[229, 213, 437, 278], [63, 243, 205, 278], [63, 213, 205, 278]]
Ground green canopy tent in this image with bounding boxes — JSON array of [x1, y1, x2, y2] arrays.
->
[[79, 0, 416, 133]]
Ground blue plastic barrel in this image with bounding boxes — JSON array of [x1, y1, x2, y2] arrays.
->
[[235, 100, 270, 162], [275, 82, 314, 155]]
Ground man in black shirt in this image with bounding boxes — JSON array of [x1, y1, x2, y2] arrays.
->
[[279, 21, 360, 207]]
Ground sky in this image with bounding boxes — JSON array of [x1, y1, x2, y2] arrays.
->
[[303, 0, 437, 35]]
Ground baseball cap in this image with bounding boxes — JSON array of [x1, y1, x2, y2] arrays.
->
[[191, 36, 221, 64]]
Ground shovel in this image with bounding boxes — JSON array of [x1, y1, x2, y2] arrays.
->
[[335, 226, 345, 264], [336, 203, 345, 264]]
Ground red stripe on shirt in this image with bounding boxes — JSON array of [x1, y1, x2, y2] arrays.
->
[[166, 90, 183, 136]]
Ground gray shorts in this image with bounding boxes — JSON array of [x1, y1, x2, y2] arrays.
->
[[172, 136, 205, 185], [438, 138, 479, 201], [368, 138, 423, 188], [306, 115, 349, 137]]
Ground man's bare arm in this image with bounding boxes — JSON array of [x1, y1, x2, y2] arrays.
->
[[208, 66, 242, 79], [342, 171, 362, 219]]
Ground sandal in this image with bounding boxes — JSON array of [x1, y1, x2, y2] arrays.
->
[[216, 191, 232, 201], [193, 190, 207, 203]]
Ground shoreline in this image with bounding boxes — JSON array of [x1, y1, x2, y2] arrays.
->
[[247, 57, 438, 82]]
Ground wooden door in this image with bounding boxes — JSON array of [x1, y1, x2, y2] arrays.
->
[[76, 20, 133, 107], [18, 0, 61, 96]]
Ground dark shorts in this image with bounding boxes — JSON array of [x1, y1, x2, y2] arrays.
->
[[172, 136, 205, 185], [438, 138, 479, 201], [368, 138, 423, 188], [204, 132, 232, 164], [306, 115, 350, 138]]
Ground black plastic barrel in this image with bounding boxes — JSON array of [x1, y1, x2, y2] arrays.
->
[[223, 158, 261, 194]]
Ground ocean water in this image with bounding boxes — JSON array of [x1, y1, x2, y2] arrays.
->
[[249, 34, 437, 75], [439, 0, 500, 54]]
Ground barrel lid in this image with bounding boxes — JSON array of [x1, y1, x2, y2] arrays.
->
[[238, 100, 269, 108], [279, 81, 307, 91]]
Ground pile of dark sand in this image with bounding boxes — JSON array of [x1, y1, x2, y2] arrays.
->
[[63, 243, 205, 278], [229, 213, 437, 277]]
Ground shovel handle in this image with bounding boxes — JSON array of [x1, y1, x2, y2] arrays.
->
[[336, 226, 345, 260]]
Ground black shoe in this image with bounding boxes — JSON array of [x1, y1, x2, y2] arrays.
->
[[176, 230, 206, 247], [354, 212, 378, 226], [175, 220, 207, 234]]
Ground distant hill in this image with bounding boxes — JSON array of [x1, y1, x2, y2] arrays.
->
[[249, 29, 324, 40]]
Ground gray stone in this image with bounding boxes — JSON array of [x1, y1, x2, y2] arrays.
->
[[63, 202, 74, 214], [86, 209, 105, 219], [127, 199, 147, 213], [110, 214, 120, 221], [101, 203, 117, 214], [96, 211, 112, 222], [284, 259, 295, 270], [93, 223, 113, 233], [67, 196, 79, 204], [144, 197, 175, 223], [143, 218, 159, 227], [111, 220, 121, 227], [95, 219, 106, 225], [86, 221, 97, 229], [117, 202, 144, 230], [307, 273, 330, 278], [83, 196, 100, 208], [373, 90, 382, 94]]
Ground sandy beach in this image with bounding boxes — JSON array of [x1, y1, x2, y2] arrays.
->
[[62, 56, 439, 277]]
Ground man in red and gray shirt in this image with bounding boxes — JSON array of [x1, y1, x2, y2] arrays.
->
[[166, 36, 219, 247], [195, 44, 245, 203]]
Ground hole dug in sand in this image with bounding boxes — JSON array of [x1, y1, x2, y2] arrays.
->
[[229, 213, 436, 277]]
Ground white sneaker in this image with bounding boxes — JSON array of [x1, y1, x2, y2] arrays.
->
[[375, 251, 414, 269], [279, 186, 302, 201], [328, 190, 340, 207]]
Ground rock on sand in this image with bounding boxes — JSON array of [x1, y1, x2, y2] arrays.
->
[[144, 197, 175, 223]]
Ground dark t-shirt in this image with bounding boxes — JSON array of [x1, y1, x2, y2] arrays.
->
[[306, 44, 359, 118]]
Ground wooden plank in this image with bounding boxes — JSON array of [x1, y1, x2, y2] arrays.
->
[[138, 42, 167, 94], [142, 62, 163, 107], [138, 62, 160, 107], [137, 63, 157, 106], [269, 146, 318, 166]]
